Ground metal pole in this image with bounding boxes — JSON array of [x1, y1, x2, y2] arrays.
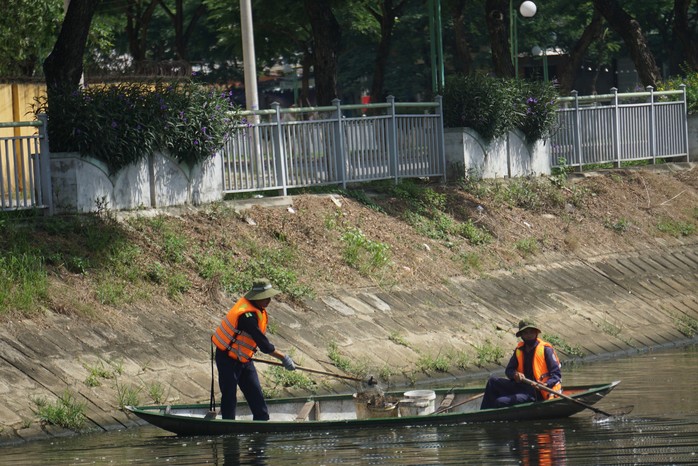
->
[[681, 84, 690, 162], [428, 0, 437, 94], [435, 0, 445, 92], [612, 88, 621, 168], [509, 0, 515, 77], [240, 0, 259, 117], [647, 86, 656, 165]]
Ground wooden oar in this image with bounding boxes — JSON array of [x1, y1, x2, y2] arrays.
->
[[431, 392, 484, 415], [522, 377, 620, 417], [254, 358, 377, 385]]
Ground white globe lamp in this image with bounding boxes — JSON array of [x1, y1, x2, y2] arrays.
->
[[520, 1, 537, 18]]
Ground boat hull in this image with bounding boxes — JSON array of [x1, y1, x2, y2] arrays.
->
[[126, 382, 620, 436]]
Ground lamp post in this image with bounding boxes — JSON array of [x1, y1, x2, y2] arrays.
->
[[428, 0, 445, 94], [510, 0, 537, 78], [531, 45, 548, 82]]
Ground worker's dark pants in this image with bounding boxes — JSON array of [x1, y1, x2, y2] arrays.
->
[[215, 349, 269, 420], [480, 376, 537, 409]]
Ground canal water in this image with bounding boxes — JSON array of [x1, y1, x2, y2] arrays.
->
[[1, 344, 696, 465]]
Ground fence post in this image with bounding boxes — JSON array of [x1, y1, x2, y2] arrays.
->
[[436, 95, 446, 182], [572, 90, 582, 171], [387, 95, 398, 184], [681, 84, 690, 162], [333, 98, 347, 189], [612, 88, 621, 168], [647, 86, 656, 165], [37, 114, 54, 215], [271, 102, 288, 196]]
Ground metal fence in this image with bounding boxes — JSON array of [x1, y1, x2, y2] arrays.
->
[[551, 87, 689, 169], [221, 96, 446, 195], [0, 115, 52, 214]]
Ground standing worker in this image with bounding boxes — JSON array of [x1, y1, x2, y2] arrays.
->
[[212, 278, 296, 420], [480, 319, 562, 409]]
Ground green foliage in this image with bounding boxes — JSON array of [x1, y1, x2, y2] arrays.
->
[[514, 237, 539, 256], [604, 217, 630, 234], [517, 80, 560, 143], [416, 354, 450, 372], [658, 66, 698, 115], [327, 341, 353, 372], [0, 249, 47, 317], [443, 74, 559, 144], [115, 381, 141, 410], [674, 314, 698, 337], [474, 340, 504, 367], [443, 74, 517, 141], [542, 333, 584, 358], [31, 390, 86, 431], [147, 382, 166, 404], [0, 0, 63, 77], [266, 366, 315, 391], [34, 81, 240, 174], [340, 228, 391, 274], [657, 218, 695, 237]]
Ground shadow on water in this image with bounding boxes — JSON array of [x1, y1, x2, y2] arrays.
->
[[2, 345, 696, 465]]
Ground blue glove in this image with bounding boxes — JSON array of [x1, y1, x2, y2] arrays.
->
[[281, 355, 295, 371]]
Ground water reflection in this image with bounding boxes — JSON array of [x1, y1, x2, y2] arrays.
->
[[213, 434, 269, 466]]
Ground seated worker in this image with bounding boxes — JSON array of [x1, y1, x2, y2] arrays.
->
[[480, 320, 562, 409], [212, 278, 296, 420]]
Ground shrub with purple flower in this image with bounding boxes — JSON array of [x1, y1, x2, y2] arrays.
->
[[517, 80, 559, 143], [34, 80, 241, 174]]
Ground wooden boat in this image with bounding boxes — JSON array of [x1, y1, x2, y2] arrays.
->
[[126, 381, 621, 436]]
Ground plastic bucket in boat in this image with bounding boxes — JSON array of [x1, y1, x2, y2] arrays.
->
[[353, 393, 398, 419], [399, 390, 436, 416]]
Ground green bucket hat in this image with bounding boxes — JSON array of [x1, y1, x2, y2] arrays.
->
[[245, 278, 281, 301], [515, 319, 541, 337]]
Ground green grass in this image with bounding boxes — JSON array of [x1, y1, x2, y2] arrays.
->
[[327, 341, 353, 373], [657, 218, 695, 237], [416, 354, 450, 373], [674, 314, 698, 337], [115, 381, 141, 409], [474, 340, 505, 367], [388, 332, 411, 348], [514, 237, 539, 256], [542, 333, 585, 358], [604, 217, 629, 233], [340, 228, 391, 275], [31, 390, 86, 431]]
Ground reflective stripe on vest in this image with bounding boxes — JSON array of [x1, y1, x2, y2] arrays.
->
[[212, 297, 268, 363], [515, 338, 562, 400]]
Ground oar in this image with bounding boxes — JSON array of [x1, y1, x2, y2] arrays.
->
[[431, 392, 484, 415], [521, 377, 619, 418], [254, 358, 377, 385]]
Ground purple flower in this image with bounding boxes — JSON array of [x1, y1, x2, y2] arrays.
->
[[111, 121, 118, 128]]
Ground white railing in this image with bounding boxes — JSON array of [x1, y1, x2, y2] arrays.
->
[[0, 115, 52, 214], [551, 87, 689, 169], [221, 96, 446, 195]]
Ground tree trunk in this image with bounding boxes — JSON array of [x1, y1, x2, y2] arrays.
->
[[450, 0, 473, 75], [556, 10, 605, 95], [368, 0, 408, 103], [43, 0, 97, 151], [304, 0, 341, 106], [673, 0, 698, 71], [125, 0, 159, 72], [592, 0, 661, 88], [485, 0, 513, 77]]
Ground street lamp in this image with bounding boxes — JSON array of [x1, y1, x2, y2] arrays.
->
[[531, 45, 548, 82], [510, 0, 537, 78]]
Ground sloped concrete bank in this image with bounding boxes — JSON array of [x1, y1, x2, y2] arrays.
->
[[1, 241, 697, 445]]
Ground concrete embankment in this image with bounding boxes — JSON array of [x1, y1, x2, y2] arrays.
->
[[1, 240, 697, 445]]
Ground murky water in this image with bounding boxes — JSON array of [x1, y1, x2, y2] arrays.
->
[[2, 344, 696, 465]]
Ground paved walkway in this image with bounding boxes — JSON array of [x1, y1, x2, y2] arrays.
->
[[1, 241, 697, 444]]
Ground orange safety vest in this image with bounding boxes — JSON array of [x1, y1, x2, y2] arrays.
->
[[212, 297, 268, 363], [515, 338, 562, 400]]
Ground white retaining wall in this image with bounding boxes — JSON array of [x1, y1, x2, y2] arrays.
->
[[444, 128, 551, 180], [50, 152, 222, 213]]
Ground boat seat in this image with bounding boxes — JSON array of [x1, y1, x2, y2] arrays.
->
[[296, 401, 317, 421], [437, 393, 455, 411]]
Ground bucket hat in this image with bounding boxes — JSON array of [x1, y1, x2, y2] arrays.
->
[[245, 278, 281, 301], [515, 319, 541, 337]]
